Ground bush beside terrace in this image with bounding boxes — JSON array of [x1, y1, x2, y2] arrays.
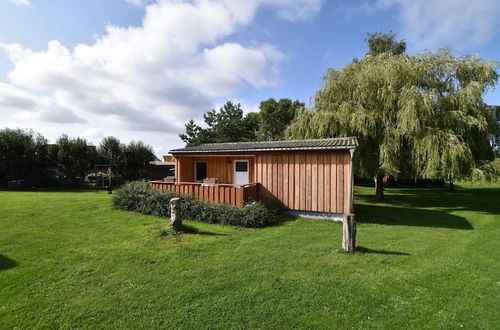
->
[[113, 181, 280, 228]]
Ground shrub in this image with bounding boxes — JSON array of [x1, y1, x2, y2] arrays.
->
[[113, 181, 280, 228]]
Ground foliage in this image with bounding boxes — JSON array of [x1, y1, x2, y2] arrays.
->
[[287, 34, 499, 197], [0, 128, 55, 186], [179, 101, 260, 146], [98, 136, 124, 166], [49, 134, 97, 185], [488, 105, 500, 152], [365, 31, 406, 56], [113, 181, 279, 228], [182, 197, 279, 228], [123, 141, 157, 180], [97, 137, 156, 182], [179, 98, 304, 146], [0, 128, 157, 187], [258, 98, 304, 140]]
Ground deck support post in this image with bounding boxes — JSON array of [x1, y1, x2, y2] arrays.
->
[[342, 214, 356, 252], [170, 198, 182, 231]]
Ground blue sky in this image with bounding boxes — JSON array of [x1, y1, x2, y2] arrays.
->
[[1, 0, 499, 154]]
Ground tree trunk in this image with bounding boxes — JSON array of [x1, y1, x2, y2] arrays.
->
[[448, 177, 455, 192], [374, 175, 384, 199]]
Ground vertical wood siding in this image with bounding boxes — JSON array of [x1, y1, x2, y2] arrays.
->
[[255, 151, 350, 214]]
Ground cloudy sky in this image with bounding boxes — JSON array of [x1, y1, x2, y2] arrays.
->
[[1, 0, 499, 156]]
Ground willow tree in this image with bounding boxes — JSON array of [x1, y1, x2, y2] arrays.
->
[[287, 46, 498, 199]]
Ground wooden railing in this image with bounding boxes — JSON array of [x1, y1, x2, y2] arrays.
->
[[149, 181, 260, 207]]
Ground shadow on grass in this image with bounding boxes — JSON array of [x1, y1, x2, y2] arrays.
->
[[182, 224, 228, 236], [355, 246, 410, 256], [356, 185, 500, 216], [0, 255, 17, 271], [268, 215, 297, 228], [355, 203, 473, 230]]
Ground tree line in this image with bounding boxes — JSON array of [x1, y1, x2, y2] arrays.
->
[[0, 129, 156, 188], [180, 32, 500, 198], [179, 98, 305, 146]]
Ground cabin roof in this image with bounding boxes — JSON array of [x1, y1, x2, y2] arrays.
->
[[170, 137, 358, 154]]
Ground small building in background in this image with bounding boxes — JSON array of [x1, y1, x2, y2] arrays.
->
[[149, 155, 175, 180]]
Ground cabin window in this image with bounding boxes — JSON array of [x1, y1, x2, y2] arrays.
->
[[235, 161, 248, 172], [195, 162, 207, 182]]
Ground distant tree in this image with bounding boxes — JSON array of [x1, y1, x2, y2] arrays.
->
[[244, 112, 261, 141], [50, 134, 97, 185], [98, 136, 125, 167], [489, 105, 500, 153], [258, 98, 304, 140], [0, 128, 52, 186], [123, 141, 156, 180], [179, 120, 205, 147], [287, 35, 498, 198], [365, 31, 406, 56], [180, 101, 259, 146]]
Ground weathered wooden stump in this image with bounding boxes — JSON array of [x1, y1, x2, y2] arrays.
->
[[170, 198, 182, 231], [342, 214, 356, 252]]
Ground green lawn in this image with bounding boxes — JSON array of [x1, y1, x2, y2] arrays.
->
[[1, 184, 499, 329]]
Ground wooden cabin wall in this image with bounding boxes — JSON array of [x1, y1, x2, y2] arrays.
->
[[255, 151, 350, 214], [175, 156, 255, 184]]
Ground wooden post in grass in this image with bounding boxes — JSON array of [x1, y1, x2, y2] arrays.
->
[[342, 214, 356, 252], [170, 198, 182, 231], [342, 148, 357, 252]]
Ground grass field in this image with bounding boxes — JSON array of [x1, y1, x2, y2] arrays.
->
[[1, 183, 499, 329]]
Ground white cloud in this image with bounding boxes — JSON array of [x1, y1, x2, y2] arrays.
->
[[375, 0, 500, 50], [0, 0, 324, 153], [8, 0, 31, 6]]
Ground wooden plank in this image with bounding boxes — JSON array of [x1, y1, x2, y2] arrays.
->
[[338, 152, 344, 214], [344, 152, 350, 213], [283, 153, 289, 208], [325, 154, 331, 213], [299, 153, 306, 210], [220, 186, 225, 204], [261, 155, 267, 198], [257, 155, 262, 183], [236, 187, 243, 206], [272, 154, 278, 199], [311, 153, 318, 212], [277, 154, 283, 204], [231, 187, 236, 205], [331, 153, 337, 213], [288, 155, 294, 210], [294, 154, 300, 210], [224, 186, 230, 205], [267, 154, 273, 199], [306, 153, 312, 211], [201, 186, 207, 201], [318, 153, 324, 212]]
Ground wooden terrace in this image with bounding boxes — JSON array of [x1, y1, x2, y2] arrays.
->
[[149, 181, 260, 207]]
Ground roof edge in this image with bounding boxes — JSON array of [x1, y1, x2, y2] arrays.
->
[[170, 145, 356, 154]]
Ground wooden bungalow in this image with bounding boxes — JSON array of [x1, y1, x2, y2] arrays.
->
[[149, 137, 357, 217]]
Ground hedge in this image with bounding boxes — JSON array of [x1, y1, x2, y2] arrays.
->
[[113, 181, 280, 228]]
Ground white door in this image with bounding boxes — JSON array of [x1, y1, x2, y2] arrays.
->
[[234, 160, 249, 185]]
